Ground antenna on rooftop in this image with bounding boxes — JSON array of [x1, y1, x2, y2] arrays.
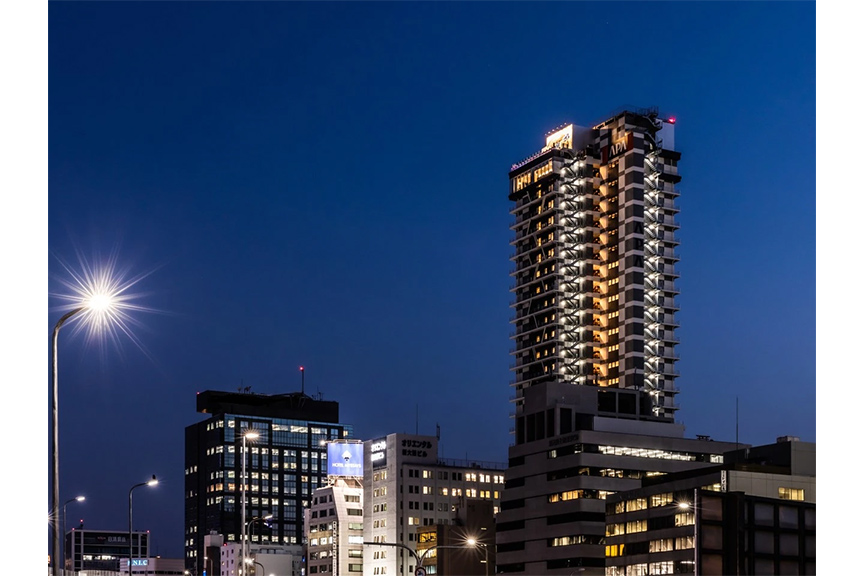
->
[[300, 366, 305, 395]]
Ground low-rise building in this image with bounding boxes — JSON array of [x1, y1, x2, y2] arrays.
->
[[305, 476, 365, 576], [219, 542, 303, 576], [604, 437, 815, 576], [120, 557, 186, 575], [65, 529, 149, 573], [416, 500, 496, 576]]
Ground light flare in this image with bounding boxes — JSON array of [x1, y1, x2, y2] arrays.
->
[[50, 245, 160, 359]]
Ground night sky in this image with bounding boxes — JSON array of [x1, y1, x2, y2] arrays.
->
[[36, 0, 818, 562]]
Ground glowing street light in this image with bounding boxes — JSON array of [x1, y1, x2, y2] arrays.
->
[[51, 290, 118, 576], [50, 250, 156, 576], [62, 495, 86, 570], [466, 538, 489, 576], [129, 475, 158, 569], [241, 430, 260, 573], [246, 514, 274, 543]]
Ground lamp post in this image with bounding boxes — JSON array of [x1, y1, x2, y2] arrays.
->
[[246, 514, 273, 544], [51, 292, 114, 576], [364, 541, 475, 576], [466, 538, 489, 576], [241, 430, 260, 574], [62, 495, 85, 570], [129, 475, 158, 572]]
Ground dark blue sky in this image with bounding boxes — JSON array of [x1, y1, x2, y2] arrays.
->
[[43, 1, 814, 560]]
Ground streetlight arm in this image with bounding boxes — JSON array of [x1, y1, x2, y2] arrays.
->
[[363, 541, 422, 566], [51, 306, 84, 576], [54, 307, 86, 336], [129, 477, 158, 569]]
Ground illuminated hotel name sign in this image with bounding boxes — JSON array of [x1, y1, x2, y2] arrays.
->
[[542, 124, 573, 152], [602, 132, 634, 164], [371, 438, 387, 468], [327, 442, 364, 476]]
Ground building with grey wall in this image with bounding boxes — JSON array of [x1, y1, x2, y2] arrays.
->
[[495, 382, 740, 575], [363, 433, 505, 576], [603, 437, 815, 575], [306, 477, 365, 576]]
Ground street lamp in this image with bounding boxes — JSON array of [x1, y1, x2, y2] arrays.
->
[[365, 541, 474, 576], [246, 558, 265, 576], [241, 430, 260, 574], [51, 293, 115, 576], [246, 514, 273, 544], [466, 538, 489, 576], [129, 475, 158, 571], [62, 495, 85, 570]]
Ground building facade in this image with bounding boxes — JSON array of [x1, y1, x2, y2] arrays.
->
[[305, 477, 365, 576], [184, 390, 354, 575], [604, 438, 816, 575], [65, 529, 149, 573], [415, 500, 496, 576], [363, 433, 505, 576], [218, 542, 304, 576], [497, 109, 730, 575], [495, 382, 740, 575], [508, 109, 681, 418], [120, 557, 186, 575]]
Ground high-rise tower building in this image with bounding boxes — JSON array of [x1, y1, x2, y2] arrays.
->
[[184, 390, 353, 575], [497, 110, 742, 575], [508, 108, 681, 419]]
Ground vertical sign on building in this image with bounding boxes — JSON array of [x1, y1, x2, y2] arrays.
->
[[370, 437, 387, 469]]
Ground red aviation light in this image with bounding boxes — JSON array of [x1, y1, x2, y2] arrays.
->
[[667, 117, 676, 124]]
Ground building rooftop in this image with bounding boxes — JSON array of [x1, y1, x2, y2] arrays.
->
[[195, 390, 340, 422]]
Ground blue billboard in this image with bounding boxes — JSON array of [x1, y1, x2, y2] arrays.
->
[[327, 442, 364, 476]]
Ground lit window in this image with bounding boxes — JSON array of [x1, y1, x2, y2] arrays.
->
[[650, 493, 673, 507], [779, 487, 804, 501], [675, 512, 695, 527]]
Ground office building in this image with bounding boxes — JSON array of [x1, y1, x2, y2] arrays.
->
[[496, 382, 740, 575], [363, 433, 505, 576], [65, 528, 149, 573], [184, 390, 354, 575], [604, 437, 816, 575]]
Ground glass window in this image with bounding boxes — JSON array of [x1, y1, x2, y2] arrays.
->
[[778, 487, 804, 501]]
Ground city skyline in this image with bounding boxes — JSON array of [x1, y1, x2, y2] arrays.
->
[[11, 1, 819, 566]]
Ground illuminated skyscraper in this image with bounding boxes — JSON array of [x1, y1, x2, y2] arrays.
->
[[497, 110, 740, 575], [508, 108, 681, 421]]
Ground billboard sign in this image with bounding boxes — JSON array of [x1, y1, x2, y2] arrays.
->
[[327, 442, 364, 476], [370, 437, 387, 469]]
